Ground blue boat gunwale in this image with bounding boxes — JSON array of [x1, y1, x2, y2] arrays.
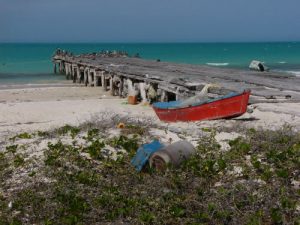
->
[[152, 90, 249, 110]]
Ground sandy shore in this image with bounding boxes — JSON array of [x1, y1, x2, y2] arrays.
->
[[0, 87, 154, 139], [0, 86, 299, 143]]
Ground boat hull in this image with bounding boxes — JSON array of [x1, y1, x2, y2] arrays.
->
[[153, 90, 251, 122]]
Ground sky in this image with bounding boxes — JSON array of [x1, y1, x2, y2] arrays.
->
[[0, 0, 300, 43]]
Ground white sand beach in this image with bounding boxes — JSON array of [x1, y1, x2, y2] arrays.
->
[[0, 86, 299, 143]]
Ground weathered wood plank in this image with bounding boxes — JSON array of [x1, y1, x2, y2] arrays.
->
[[53, 51, 300, 103]]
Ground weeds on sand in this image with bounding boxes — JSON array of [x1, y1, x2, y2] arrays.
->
[[0, 125, 299, 224], [57, 124, 80, 139], [9, 132, 32, 142]]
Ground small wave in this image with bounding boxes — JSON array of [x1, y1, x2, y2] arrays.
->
[[0, 82, 73, 90], [278, 61, 287, 64], [286, 71, 300, 77], [275, 70, 300, 77], [206, 62, 229, 66]]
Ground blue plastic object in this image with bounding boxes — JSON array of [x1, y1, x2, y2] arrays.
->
[[131, 140, 164, 171]]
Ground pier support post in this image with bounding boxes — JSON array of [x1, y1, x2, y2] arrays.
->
[[101, 72, 111, 91], [147, 84, 157, 103], [59, 61, 63, 74], [84, 68, 89, 86], [61, 61, 65, 74], [79, 66, 85, 83], [53, 63, 57, 74], [68, 63, 70, 75], [111, 76, 121, 96], [103, 74, 109, 91], [94, 70, 101, 87], [99, 71, 104, 87], [101, 72, 105, 89], [72, 67, 77, 83], [64, 63, 68, 77], [65, 63, 70, 79], [58, 62, 61, 74], [72, 64, 76, 82], [77, 66, 81, 83], [103, 73, 108, 91], [92, 69, 97, 86], [109, 75, 114, 95], [139, 82, 149, 104], [119, 77, 124, 97], [67, 63, 72, 79], [127, 79, 134, 96], [88, 69, 94, 86], [161, 90, 168, 102]]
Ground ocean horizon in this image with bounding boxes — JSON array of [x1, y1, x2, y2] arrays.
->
[[0, 42, 300, 85]]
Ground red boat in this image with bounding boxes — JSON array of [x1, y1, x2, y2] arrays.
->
[[152, 90, 251, 122]]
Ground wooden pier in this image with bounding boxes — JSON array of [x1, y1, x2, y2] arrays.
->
[[52, 50, 300, 104]]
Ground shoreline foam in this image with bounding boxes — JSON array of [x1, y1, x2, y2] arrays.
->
[[0, 81, 72, 90]]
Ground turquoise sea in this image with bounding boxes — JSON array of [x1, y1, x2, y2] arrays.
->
[[0, 43, 299, 85]]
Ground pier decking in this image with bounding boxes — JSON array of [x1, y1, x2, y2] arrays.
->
[[52, 50, 300, 104]]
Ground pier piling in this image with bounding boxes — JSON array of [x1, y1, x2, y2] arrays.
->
[[52, 50, 300, 104]]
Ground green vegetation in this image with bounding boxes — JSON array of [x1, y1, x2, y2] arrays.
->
[[13, 154, 25, 167], [108, 135, 139, 153], [83, 139, 105, 160], [122, 124, 146, 136], [36, 130, 49, 137], [9, 132, 32, 141], [57, 124, 80, 139], [0, 125, 299, 224], [6, 144, 18, 154]]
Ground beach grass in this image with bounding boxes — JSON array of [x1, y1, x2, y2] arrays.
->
[[0, 122, 299, 225]]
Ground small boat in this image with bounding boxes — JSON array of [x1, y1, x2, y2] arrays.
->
[[152, 90, 251, 122]]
